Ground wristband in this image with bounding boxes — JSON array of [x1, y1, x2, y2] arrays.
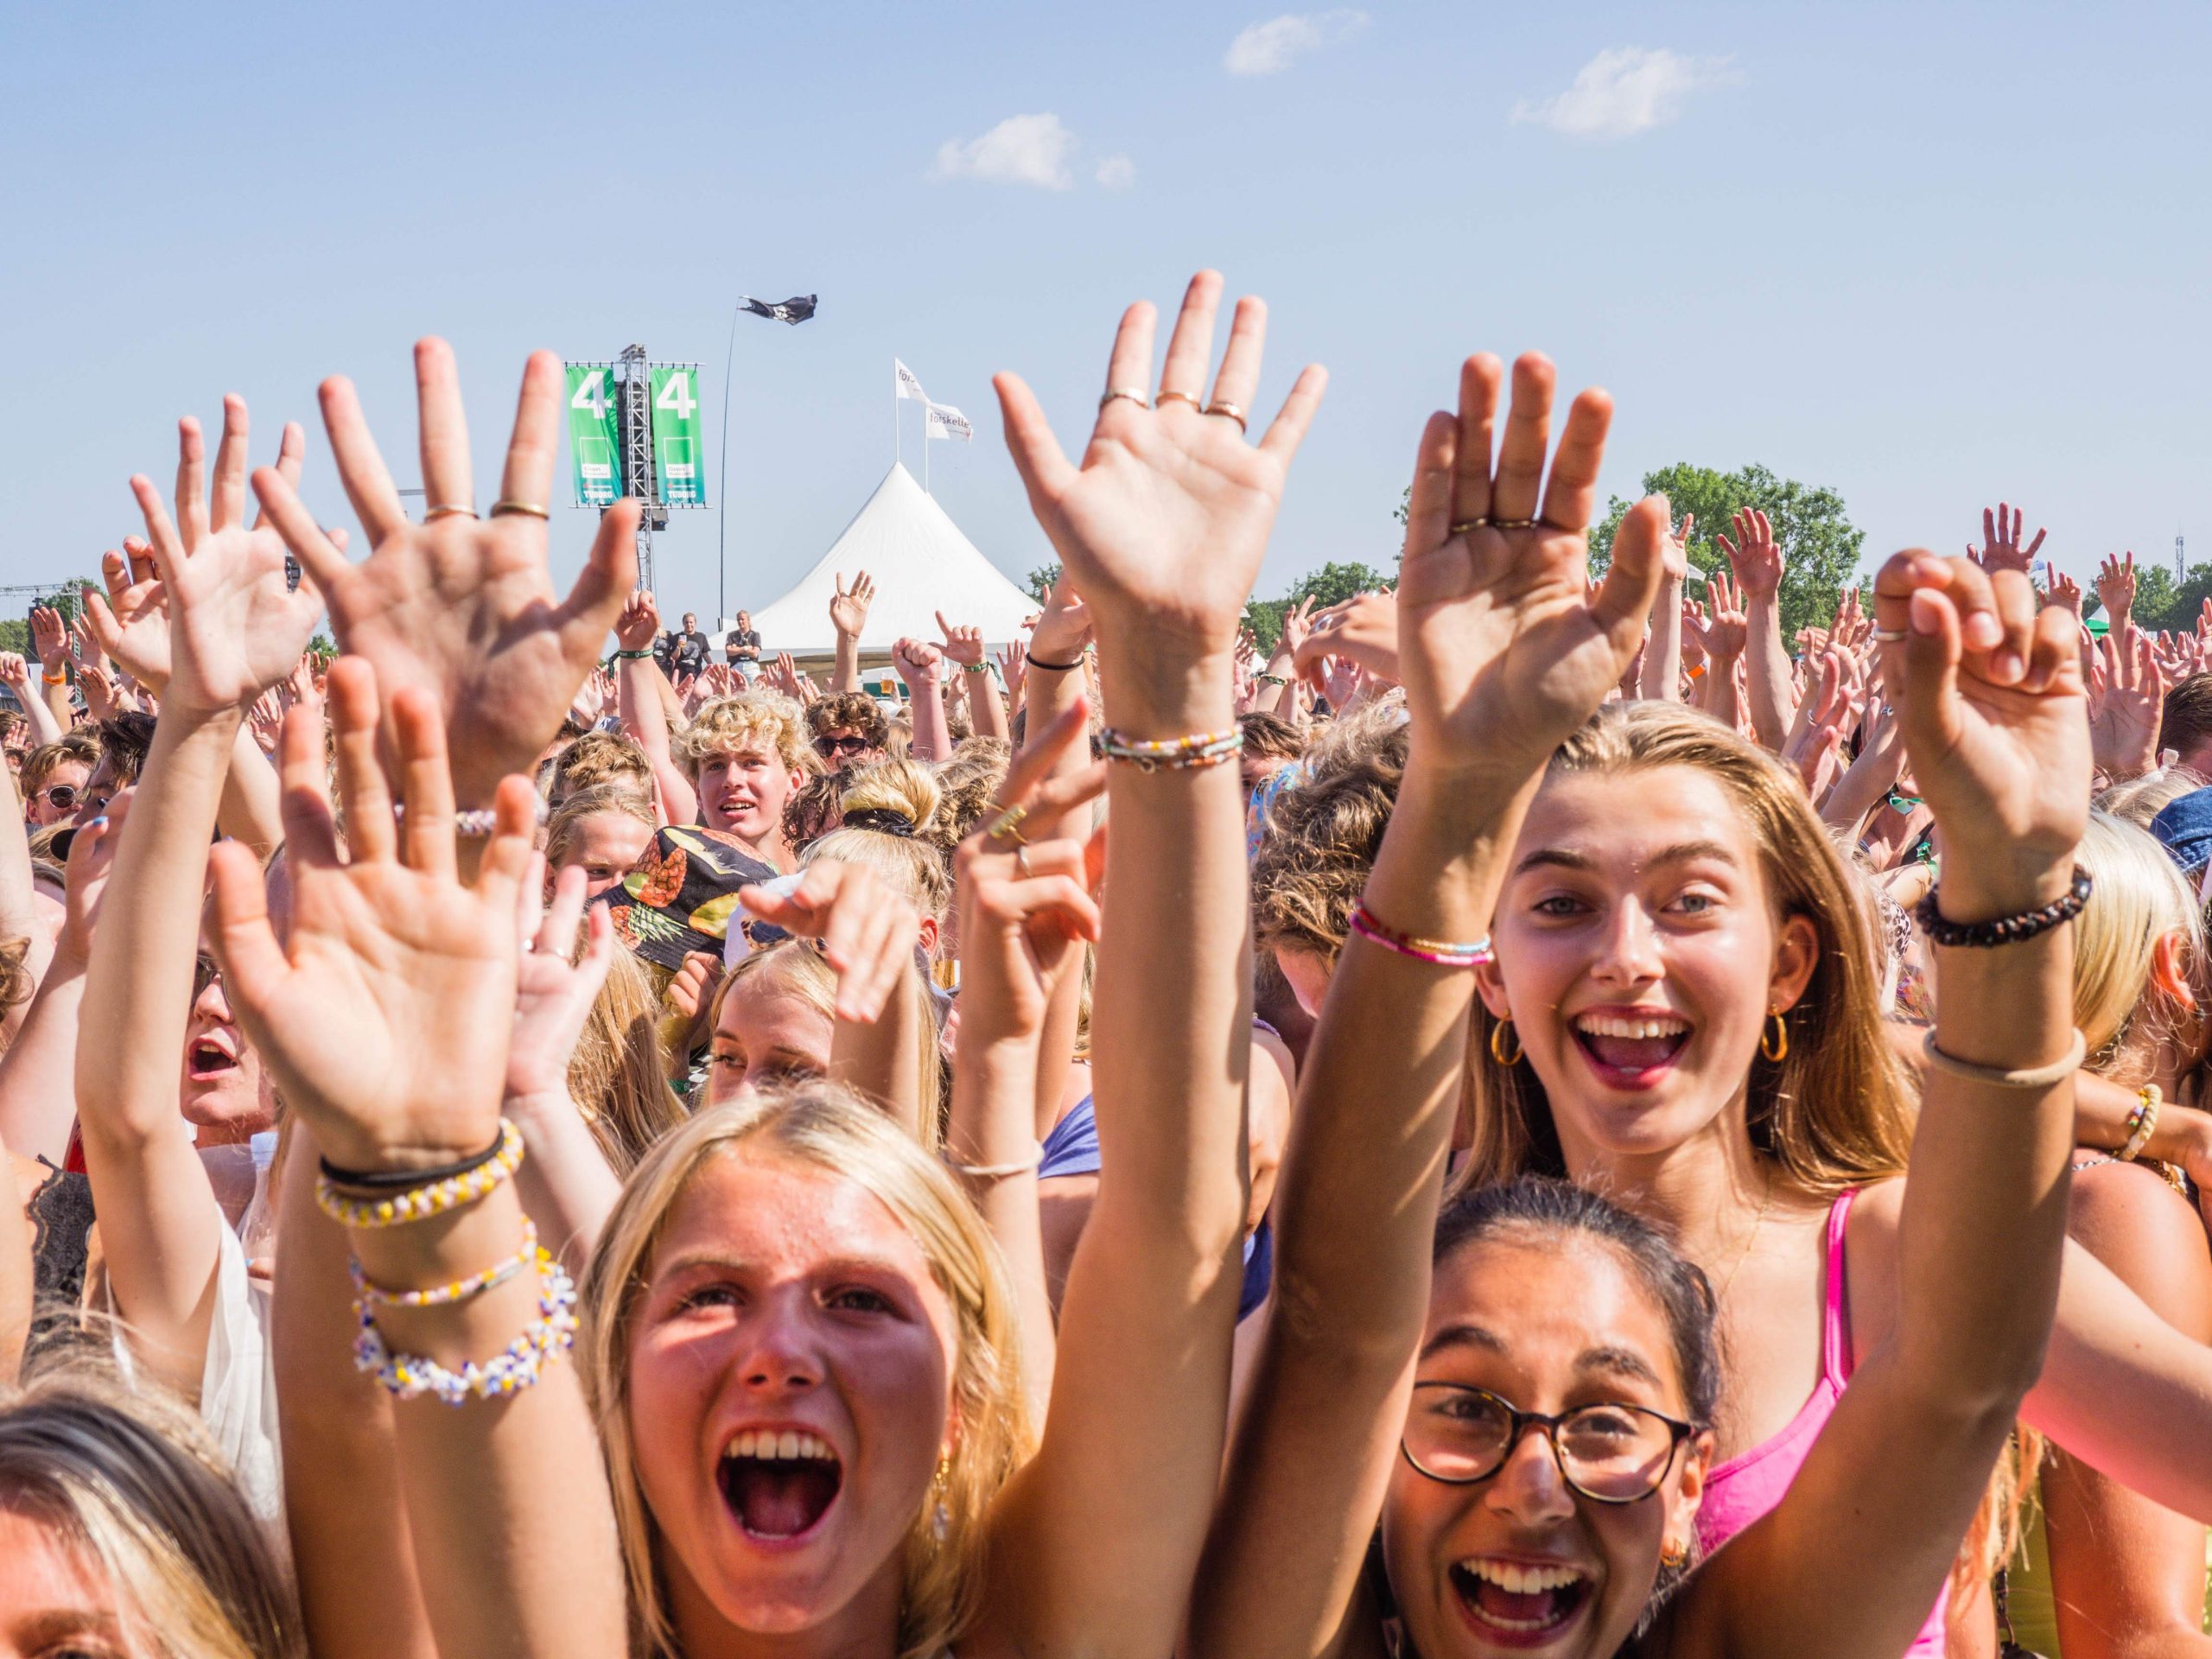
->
[[1348, 902, 1491, 968], [1099, 728, 1243, 772], [1913, 868, 2091, 949], [41, 671, 66, 686], [1026, 649, 1084, 673], [962, 661, 993, 675], [613, 647, 654, 660], [1918, 1027, 2087, 1090], [1255, 672, 1290, 687]]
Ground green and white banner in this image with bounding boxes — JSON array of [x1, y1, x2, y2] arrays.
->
[[564, 365, 620, 507], [650, 365, 706, 506]]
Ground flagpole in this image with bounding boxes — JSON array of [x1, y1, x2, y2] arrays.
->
[[893, 359, 900, 470], [925, 407, 931, 495], [717, 300, 741, 626]]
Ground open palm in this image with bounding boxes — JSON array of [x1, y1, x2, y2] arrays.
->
[[996, 272, 1325, 654], [250, 341, 635, 806], [1395, 353, 1662, 771]]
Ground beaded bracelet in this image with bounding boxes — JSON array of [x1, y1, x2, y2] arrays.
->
[[316, 1120, 526, 1229], [389, 800, 552, 838], [1099, 728, 1243, 772], [1913, 868, 2092, 949], [353, 1249, 578, 1407], [352, 1219, 543, 1310], [1348, 902, 1492, 968], [2119, 1084, 2162, 1163]]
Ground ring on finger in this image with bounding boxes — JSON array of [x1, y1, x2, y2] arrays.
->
[[1872, 626, 1909, 643], [1203, 401, 1248, 433], [1099, 387, 1151, 412], [490, 499, 550, 520], [984, 804, 1031, 846], [1448, 518, 1490, 537], [1490, 517, 1542, 531], [1014, 845, 1033, 878], [1155, 390, 1205, 412], [423, 504, 479, 521]]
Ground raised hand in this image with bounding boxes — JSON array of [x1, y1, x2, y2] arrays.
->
[[1661, 512, 1694, 582], [2044, 563, 2083, 618], [78, 661, 122, 721], [2088, 625, 2167, 781], [124, 450, 325, 717], [830, 570, 875, 639], [613, 589, 660, 653], [1970, 501, 2047, 576], [1027, 575, 1094, 666], [1279, 593, 1318, 659], [738, 860, 924, 1024], [891, 636, 943, 690], [1716, 508, 1783, 601], [935, 611, 987, 668], [1702, 568, 1751, 658], [247, 689, 286, 756], [249, 340, 638, 807], [1872, 552, 2088, 916], [0, 655, 29, 697], [1293, 589, 1401, 693], [206, 658, 535, 1172], [995, 270, 1326, 671], [507, 857, 617, 1103], [1391, 352, 1662, 770], [28, 606, 67, 670], [996, 643, 1027, 710], [2094, 552, 2137, 626]]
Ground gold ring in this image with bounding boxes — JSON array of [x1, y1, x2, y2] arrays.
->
[[1448, 518, 1490, 537], [1098, 387, 1151, 412], [423, 504, 479, 521], [1155, 390, 1205, 412], [489, 499, 550, 520], [983, 804, 1030, 846], [1490, 517, 1541, 531], [1203, 401, 1248, 433]]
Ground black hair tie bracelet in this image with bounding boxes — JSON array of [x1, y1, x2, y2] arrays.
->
[[1913, 867, 2091, 950], [321, 1122, 512, 1192]]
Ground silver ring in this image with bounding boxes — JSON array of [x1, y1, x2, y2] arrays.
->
[[1014, 845, 1033, 879], [1099, 387, 1150, 411], [1872, 627, 1910, 643]]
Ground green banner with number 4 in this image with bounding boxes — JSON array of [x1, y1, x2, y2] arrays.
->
[[650, 365, 706, 507], [565, 365, 620, 507]]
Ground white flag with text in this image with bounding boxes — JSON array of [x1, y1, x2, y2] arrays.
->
[[894, 359, 928, 402], [925, 401, 972, 442]]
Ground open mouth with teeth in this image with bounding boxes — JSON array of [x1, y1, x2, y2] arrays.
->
[[187, 1033, 241, 1081], [716, 1429, 843, 1541], [1450, 1558, 1592, 1643], [1568, 1012, 1691, 1088]]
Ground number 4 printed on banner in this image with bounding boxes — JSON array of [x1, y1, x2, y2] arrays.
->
[[570, 369, 609, 417], [655, 371, 696, 421]]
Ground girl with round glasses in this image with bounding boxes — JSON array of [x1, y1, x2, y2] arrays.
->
[[1192, 353, 2087, 1659]]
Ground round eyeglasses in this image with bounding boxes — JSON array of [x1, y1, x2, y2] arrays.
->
[[1401, 1382, 1695, 1503]]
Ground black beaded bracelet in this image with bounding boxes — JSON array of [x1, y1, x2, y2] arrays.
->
[[1026, 649, 1084, 672], [321, 1122, 511, 1192], [1913, 867, 2092, 949]]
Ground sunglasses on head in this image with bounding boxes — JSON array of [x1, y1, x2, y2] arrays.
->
[[814, 734, 870, 758]]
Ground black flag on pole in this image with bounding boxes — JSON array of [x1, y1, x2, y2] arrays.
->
[[738, 295, 817, 325]]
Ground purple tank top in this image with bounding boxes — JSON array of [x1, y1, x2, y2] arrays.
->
[[1694, 1190, 1947, 1656]]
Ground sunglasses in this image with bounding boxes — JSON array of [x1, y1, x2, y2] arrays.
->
[[813, 734, 872, 759], [194, 953, 223, 998], [35, 785, 77, 810]]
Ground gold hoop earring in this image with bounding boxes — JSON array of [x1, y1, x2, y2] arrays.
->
[[1490, 1018, 1522, 1067], [1661, 1536, 1688, 1569], [1760, 1007, 1789, 1064]]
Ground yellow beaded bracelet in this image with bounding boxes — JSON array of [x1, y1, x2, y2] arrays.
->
[[315, 1120, 526, 1229]]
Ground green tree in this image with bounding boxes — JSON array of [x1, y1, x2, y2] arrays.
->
[[1587, 463, 1866, 642], [1244, 560, 1392, 653], [1025, 563, 1061, 603]]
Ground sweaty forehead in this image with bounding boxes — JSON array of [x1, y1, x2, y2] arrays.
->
[[1517, 766, 1759, 875], [654, 1151, 936, 1285]]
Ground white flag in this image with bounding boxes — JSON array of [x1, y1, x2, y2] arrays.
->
[[894, 359, 928, 402], [925, 401, 972, 442]]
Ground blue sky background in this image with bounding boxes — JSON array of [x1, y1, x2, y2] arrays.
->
[[4, 2, 2209, 622]]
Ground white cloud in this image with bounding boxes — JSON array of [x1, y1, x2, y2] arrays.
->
[[1095, 154, 1136, 192], [931, 113, 1077, 189], [1224, 10, 1369, 76], [1510, 47, 1737, 140]]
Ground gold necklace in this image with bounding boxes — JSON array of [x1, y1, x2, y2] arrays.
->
[[1713, 1178, 1777, 1309]]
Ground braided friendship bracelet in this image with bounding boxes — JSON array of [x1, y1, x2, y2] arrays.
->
[[351, 1219, 544, 1311], [1919, 1027, 2087, 1090], [1099, 728, 1243, 772], [316, 1120, 526, 1229], [1913, 868, 2092, 949], [388, 800, 553, 838], [353, 1249, 579, 1407], [2120, 1084, 2163, 1163], [1347, 902, 1492, 968]]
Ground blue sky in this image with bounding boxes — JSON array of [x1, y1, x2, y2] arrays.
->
[[5, 2, 2209, 621]]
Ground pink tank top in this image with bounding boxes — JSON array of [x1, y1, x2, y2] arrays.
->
[[1694, 1190, 1948, 1657]]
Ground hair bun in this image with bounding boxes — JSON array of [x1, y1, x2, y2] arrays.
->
[[841, 807, 916, 838]]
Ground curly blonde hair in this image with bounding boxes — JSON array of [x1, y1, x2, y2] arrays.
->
[[1250, 708, 1407, 965], [673, 693, 818, 783]]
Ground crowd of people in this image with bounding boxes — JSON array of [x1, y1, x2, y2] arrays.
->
[[3, 271, 2212, 1658]]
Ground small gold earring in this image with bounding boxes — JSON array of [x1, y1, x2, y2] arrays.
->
[[1661, 1536, 1688, 1569], [1760, 1007, 1789, 1064], [1490, 1017, 1522, 1067]]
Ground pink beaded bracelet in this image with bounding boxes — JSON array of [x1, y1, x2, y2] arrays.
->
[[1348, 902, 1492, 968]]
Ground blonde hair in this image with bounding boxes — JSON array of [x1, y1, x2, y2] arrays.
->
[[2071, 810, 2204, 1078], [2098, 766, 2209, 830], [547, 730, 655, 804], [548, 785, 659, 874], [1251, 709, 1408, 965], [804, 760, 954, 924], [710, 940, 947, 1150], [1464, 702, 1915, 1198], [570, 943, 690, 1173], [675, 693, 818, 782], [928, 742, 1012, 855], [0, 1360, 302, 1658], [579, 1082, 1033, 1659]]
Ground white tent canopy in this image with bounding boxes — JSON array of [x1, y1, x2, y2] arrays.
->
[[742, 462, 1036, 652]]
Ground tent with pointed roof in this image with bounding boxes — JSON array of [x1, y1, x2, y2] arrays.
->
[[743, 462, 1036, 653]]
